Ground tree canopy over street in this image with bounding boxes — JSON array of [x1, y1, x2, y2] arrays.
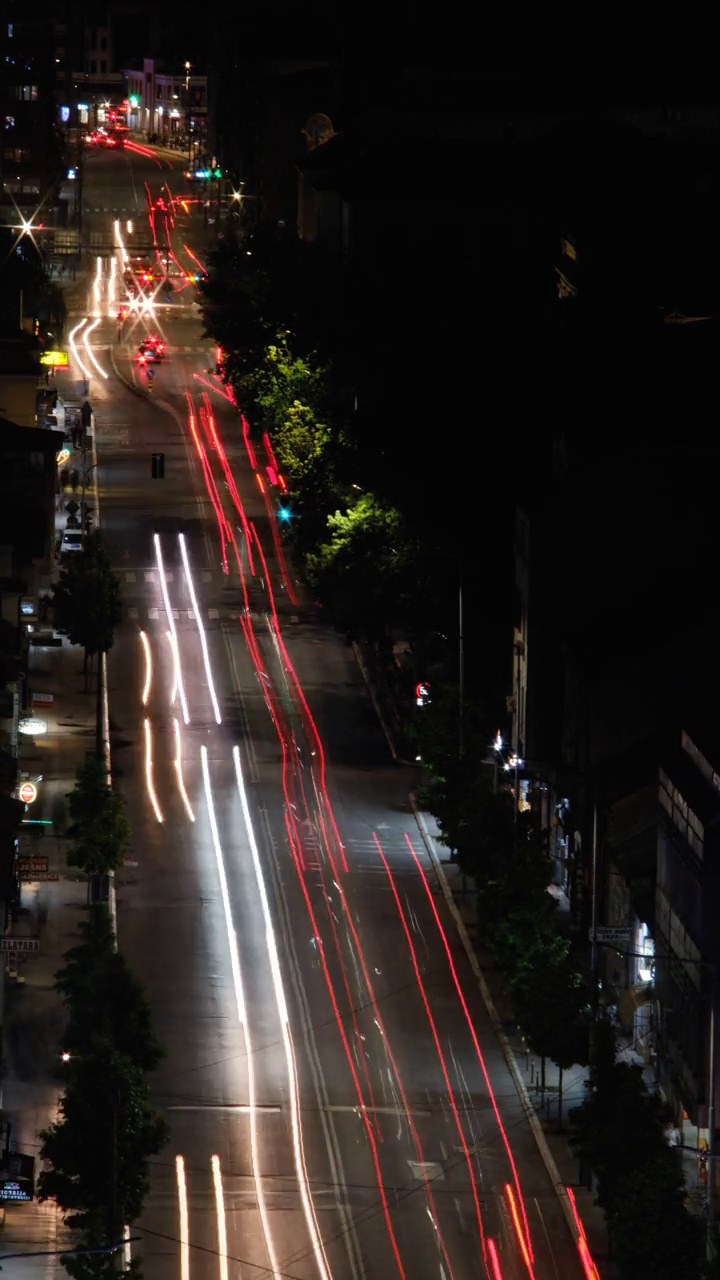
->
[[38, 907, 167, 1279], [52, 531, 122, 671]]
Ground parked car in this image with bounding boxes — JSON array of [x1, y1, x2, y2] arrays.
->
[[59, 531, 83, 555]]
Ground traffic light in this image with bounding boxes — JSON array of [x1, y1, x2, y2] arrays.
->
[[151, 452, 165, 479], [83, 507, 93, 533]]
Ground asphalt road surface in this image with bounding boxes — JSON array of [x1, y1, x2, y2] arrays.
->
[[68, 138, 590, 1280]]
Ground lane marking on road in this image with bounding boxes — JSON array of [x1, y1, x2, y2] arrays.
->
[[323, 1105, 431, 1117], [168, 1104, 282, 1113], [175, 1155, 190, 1280], [211, 1154, 230, 1280], [408, 1160, 445, 1180]]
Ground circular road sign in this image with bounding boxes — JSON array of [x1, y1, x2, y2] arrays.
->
[[19, 782, 38, 805]]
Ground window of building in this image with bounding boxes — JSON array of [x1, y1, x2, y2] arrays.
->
[[658, 768, 705, 860], [90, 60, 96, 74], [100, 35, 107, 51], [5, 115, 15, 129], [15, 85, 38, 101], [101, 60, 107, 73], [157, 85, 163, 99], [7, 22, 13, 36]]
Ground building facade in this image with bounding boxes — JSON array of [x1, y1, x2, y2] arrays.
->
[[0, 11, 60, 213], [124, 59, 207, 149], [655, 726, 720, 1132]]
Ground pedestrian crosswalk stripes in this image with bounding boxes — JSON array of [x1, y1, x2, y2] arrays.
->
[[116, 569, 215, 583], [123, 605, 229, 623]]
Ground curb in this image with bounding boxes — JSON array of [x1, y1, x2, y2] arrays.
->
[[410, 795, 582, 1248]]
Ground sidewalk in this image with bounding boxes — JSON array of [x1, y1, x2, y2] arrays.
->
[[0, 636, 100, 1267], [0, 328, 107, 1267]]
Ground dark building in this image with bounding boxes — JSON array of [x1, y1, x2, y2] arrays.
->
[[655, 725, 720, 1129], [0, 5, 62, 216]]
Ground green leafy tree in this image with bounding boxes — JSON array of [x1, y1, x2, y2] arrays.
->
[[66, 756, 129, 876], [52, 531, 122, 676], [307, 495, 417, 639], [55, 1232, 143, 1280], [569, 1019, 668, 1220], [38, 1039, 168, 1234], [476, 833, 559, 975], [610, 1151, 706, 1280], [200, 222, 343, 396], [56, 908, 163, 1072], [513, 943, 590, 1123], [55, 904, 116, 1004]]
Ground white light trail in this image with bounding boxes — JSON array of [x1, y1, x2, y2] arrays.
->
[[178, 533, 221, 724], [109, 255, 117, 308], [143, 717, 163, 823], [166, 631, 178, 703], [211, 1154, 229, 1280], [154, 534, 189, 724], [92, 254, 103, 314], [83, 317, 109, 380], [232, 745, 332, 1280], [140, 630, 152, 705], [175, 1155, 190, 1280], [68, 317, 91, 379], [173, 717, 195, 822], [200, 746, 282, 1279], [114, 218, 129, 265]]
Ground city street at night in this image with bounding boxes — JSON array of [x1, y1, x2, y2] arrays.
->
[[59, 139, 590, 1280]]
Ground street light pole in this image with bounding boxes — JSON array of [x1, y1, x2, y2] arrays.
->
[[80, 463, 96, 536]]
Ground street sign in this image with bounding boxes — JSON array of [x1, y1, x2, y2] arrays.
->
[[18, 856, 49, 875], [1, 938, 40, 953], [0, 1152, 35, 1201], [590, 926, 633, 947], [32, 692, 54, 705], [65, 499, 80, 515], [18, 783, 37, 805]]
